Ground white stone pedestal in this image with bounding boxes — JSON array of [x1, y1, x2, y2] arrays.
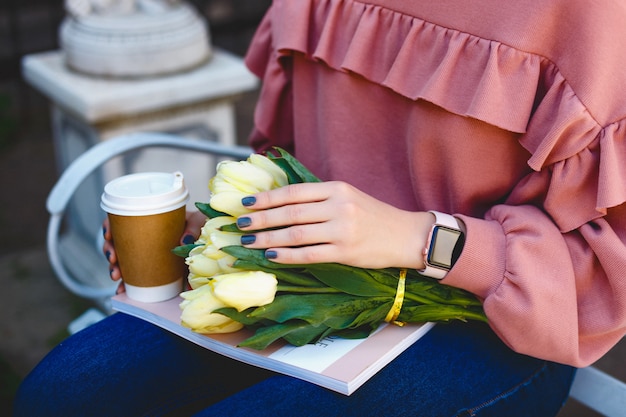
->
[[60, 1, 212, 78]]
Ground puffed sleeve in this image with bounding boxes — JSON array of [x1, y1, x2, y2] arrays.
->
[[445, 104, 626, 366]]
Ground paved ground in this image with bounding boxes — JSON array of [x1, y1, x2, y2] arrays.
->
[[0, 52, 624, 417]]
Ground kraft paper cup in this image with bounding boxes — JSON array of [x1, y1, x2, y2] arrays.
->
[[101, 171, 189, 303]]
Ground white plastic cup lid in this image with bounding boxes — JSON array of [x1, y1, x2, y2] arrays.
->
[[101, 171, 189, 216]]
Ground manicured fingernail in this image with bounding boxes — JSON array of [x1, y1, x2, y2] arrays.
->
[[265, 250, 278, 259], [241, 196, 256, 207], [109, 269, 114, 278], [240, 235, 256, 245], [105, 251, 111, 262], [102, 226, 107, 237], [182, 234, 195, 244], [237, 217, 252, 228]]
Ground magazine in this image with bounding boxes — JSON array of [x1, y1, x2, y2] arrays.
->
[[111, 293, 434, 395]]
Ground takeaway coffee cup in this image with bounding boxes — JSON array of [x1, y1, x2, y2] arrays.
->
[[101, 171, 189, 302]]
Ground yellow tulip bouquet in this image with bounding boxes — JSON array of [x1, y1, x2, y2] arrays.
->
[[174, 148, 486, 350]]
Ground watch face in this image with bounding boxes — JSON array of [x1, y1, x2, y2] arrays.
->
[[427, 226, 462, 270]]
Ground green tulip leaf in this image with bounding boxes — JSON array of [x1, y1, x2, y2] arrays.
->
[[221, 246, 296, 269], [341, 303, 390, 329], [240, 263, 327, 288], [249, 294, 389, 327], [195, 202, 229, 219], [282, 323, 330, 346], [213, 307, 267, 326], [305, 264, 393, 297], [221, 247, 325, 288], [171, 243, 202, 258], [267, 147, 321, 184], [219, 223, 242, 233], [332, 326, 379, 340], [398, 304, 487, 323], [267, 157, 304, 185], [238, 320, 315, 350]]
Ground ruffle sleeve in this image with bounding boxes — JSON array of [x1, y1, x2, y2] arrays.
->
[[515, 63, 626, 232], [514, 119, 626, 233]]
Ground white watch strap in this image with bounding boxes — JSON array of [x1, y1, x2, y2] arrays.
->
[[429, 211, 459, 229], [419, 211, 461, 279], [421, 263, 449, 279]]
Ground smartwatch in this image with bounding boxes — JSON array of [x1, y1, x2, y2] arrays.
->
[[419, 211, 465, 279]]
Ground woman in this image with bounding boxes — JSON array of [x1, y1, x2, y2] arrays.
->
[[15, 0, 626, 415]]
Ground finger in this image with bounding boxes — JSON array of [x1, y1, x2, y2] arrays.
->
[[264, 244, 340, 265], [109, 265, 122, 282], [116, 282, 126, 294], [102, 218, 112, 241], [239, 200, 332, 232], [180, 211, 206, 245], [249, 182, 335, 210], [245, 222, 337, 249], [103, 239, 117, 263], [102, 218, 119, 265]]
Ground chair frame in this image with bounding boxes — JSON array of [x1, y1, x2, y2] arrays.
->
[[46, 132, 626, 415], [569, 364, 626, 416]]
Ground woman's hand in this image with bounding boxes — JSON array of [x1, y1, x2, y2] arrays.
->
[[102, 210, 206, 293], [235, 181, 433, 270]]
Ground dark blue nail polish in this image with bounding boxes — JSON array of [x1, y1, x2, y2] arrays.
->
[[182, 234, 195, 245], [241, 196, 257, 207], [265, 250, 278, 259], [102, 226, 107, 237], [109, 269, 114, 277], [237, 217, 252, 228], [105, 251, 111, 262], [241, 235, 256, 245]]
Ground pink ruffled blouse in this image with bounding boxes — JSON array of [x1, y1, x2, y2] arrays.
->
[[244, 0, 626, 366]]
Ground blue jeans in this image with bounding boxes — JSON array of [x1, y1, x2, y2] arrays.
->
[[14, 313, 575, 417]]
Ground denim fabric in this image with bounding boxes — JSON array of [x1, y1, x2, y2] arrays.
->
[[14, 313, 575, 417]]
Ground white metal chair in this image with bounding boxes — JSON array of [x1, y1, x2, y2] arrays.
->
[[569, 362, 626, 416], [46, 131, 251, 309], [46, 132, 626, 415]]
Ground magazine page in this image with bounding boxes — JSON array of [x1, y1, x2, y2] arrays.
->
[[112, 293, 434, 395]]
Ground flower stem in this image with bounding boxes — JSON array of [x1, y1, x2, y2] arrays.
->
[[277, 285, 342, 294], [402, 292, 438, 305]]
